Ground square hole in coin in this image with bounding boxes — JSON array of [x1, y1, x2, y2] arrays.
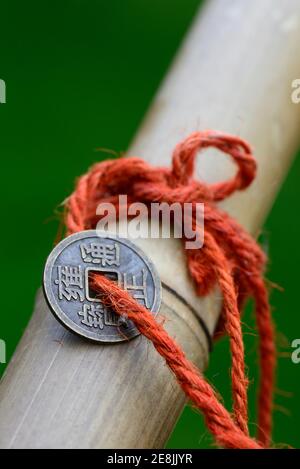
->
[[85, 268, 120, 302]]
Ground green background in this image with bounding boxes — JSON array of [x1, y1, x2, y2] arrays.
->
[[0, 0, 299, 448]]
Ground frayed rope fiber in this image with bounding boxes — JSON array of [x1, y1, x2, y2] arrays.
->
[[66, 130, 275, 449]]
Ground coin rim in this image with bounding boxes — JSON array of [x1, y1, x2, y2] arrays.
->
[[43, 230, 162, 343]]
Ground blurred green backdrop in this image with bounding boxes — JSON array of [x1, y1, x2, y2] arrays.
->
[[0, 0, 299, 448]]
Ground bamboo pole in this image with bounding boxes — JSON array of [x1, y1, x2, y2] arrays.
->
[[1, 0, 300, 449]]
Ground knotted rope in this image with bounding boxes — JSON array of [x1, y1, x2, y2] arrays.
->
[[66, 130, 275, 449]]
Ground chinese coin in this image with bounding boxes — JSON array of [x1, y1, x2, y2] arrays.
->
[[43, 230, 162, 343]]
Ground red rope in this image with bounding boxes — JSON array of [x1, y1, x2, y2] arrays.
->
[[66, 130, 275, 449]]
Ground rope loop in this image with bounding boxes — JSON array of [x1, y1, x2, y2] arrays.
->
[[171, 130, 256, 201]]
